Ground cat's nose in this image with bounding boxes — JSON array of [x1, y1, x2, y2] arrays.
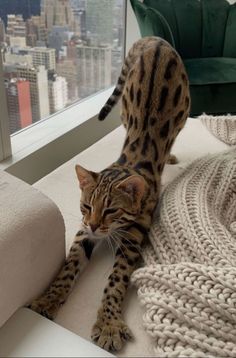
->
[[90, 223, 99, 232]]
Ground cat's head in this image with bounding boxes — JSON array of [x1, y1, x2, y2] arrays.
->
[[75, 164, 147, 237]]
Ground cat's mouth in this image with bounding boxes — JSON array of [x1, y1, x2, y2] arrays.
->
[[87, 227, 108, 239]]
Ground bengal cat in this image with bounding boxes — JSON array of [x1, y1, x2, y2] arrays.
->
[[28, 36, 190, 352]]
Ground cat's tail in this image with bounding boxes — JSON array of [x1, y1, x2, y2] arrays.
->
[[98, 58, 131, 121]]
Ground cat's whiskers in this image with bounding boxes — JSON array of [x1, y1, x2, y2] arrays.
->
[[114, 230, 143, 258], [116, 228, 139, 240], [110, 233, 127, 261], [106, 235, 116, 262]]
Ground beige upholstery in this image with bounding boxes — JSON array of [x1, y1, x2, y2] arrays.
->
[[0, 171, 65, 328], [34, 118, 230, 357]]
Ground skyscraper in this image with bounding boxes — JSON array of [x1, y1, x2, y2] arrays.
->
[[6, 15, 27, 46], [6, 15, 26, 37], [86, 0, 114, 45], [5, 78, 32, 134], [76, 44, 112, 98], [16, 65, 50, 123], [48, 72, 68, 114], [0, 18, 6, 43], [0, 0, 40, 27], [41, 0, 74, 32], [29, 47, 56, 70], [56, 58, 78, 102]]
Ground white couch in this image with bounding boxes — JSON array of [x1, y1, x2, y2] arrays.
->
[[0, 170, 65, 328], [0, 117, 230, 357]]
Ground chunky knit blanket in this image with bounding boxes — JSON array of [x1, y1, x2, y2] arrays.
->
[[131, 149, 236, 357], [200, 114, 236, 146]]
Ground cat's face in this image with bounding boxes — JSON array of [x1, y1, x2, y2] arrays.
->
[[75, 165, 146, 238]]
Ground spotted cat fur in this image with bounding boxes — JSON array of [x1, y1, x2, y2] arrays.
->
[[28, 37, 190, 352]]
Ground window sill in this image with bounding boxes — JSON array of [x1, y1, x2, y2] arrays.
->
[[0, 87, 121, 184]]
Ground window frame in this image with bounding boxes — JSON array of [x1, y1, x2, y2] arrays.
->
[[0, 53, 12, 162], [0, 0, 140, 183]]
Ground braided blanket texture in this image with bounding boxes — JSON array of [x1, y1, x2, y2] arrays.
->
[[131, 150, 236, 357], [200, 114, 236, 145]]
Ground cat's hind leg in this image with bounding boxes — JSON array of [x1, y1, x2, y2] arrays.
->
[[27, 229, 97, 320], [167, 153, 178, 164]]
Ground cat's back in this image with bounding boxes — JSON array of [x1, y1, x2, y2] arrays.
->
[[122, 37, 190, 123]]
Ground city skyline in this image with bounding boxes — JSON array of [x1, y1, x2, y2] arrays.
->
[[0, 0, 124, 134]]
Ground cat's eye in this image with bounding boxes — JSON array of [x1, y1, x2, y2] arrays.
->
[[82, 203, 91, 212], [103, 208, 118, 217]]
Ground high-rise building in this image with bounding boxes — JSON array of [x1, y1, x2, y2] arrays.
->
[[28, 47, 56, 70], [5, 78, 32, 134], [71, 8, 86, 39], [48, 72, 68, 114], [16, 65, 50, 123], [41, 0, 75, 32], [6, 14, 27, 47], [70, 0, 86, 10], [56, 58, 78, 102], [28, 16, 47, 45], [4, 52, 33, 67], [86, 0, 114, 45], [0, 18, 6, 43], [6, 15, 26, 37], [48, 26, 71, 59], [76, 44, 112, 98], [26, 18, 38, 47], [0, 0, 40, 27]]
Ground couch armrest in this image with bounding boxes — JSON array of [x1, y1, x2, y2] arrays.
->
[[0, 170, 65, 327]]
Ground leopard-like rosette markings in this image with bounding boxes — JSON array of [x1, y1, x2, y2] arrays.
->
[[27, 36, 190, 352]]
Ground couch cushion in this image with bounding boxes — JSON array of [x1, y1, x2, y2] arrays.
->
[[0, 170, 65, 327], [184, 57, 236, 85]]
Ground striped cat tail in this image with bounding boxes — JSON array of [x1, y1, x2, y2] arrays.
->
[[98, 59, 130, 121]]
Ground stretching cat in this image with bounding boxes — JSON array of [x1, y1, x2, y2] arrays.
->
[[28, 36, 190, 352]]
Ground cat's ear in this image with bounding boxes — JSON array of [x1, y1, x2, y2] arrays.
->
[[75, 165, 97, 190], [116, 175, 146, 208]]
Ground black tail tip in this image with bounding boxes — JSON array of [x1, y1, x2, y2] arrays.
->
[[98, 106, 110, 121]]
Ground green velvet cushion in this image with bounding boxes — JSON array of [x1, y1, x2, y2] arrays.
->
[[201, 0, 229, 57], [132, 1, 175, 47], [144, 0, 203, 58], [184, 57, 236, 85], [137, 0, 180, 49], [223, 4, 236, 57], [190, 83, 236, 116], [130, 0, 235, 59]]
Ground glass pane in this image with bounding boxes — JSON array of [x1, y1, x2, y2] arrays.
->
[[0, 0, 124, 134]]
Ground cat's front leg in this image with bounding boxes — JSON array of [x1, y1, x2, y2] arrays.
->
[[28, 229, 97, 320], [91, 224, 145, 352]]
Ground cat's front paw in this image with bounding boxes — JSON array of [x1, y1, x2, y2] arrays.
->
[[91, 318, 133, 352], [27, 297, 61, 320]]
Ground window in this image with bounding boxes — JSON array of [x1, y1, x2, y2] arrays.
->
[[0, 0, 125, 137]]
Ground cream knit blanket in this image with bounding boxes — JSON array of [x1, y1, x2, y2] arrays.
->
[[200, 114, 236, 146], [131, 150, 236, 357]]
